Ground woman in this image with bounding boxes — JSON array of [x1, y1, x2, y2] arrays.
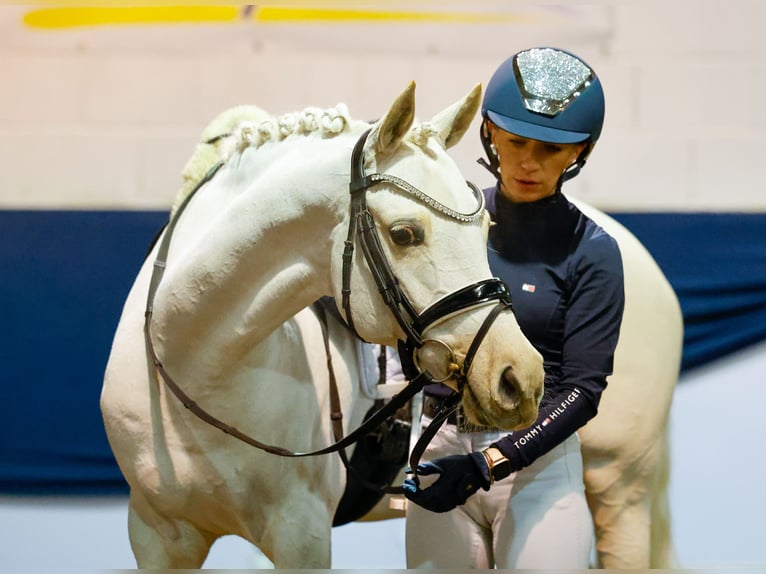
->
[[402, 47, 625, 569]]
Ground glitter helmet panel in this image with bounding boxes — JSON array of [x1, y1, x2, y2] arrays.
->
[[482, 47, 605, 145], [514, 48, 594, 117]]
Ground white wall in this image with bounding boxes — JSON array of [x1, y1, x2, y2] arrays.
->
[[2, 2, 766, 212]]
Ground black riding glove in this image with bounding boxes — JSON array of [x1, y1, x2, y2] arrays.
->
[[401, 452, 491, 513]]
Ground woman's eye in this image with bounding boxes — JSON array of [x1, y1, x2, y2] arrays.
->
[[389, 222, 425, 246]]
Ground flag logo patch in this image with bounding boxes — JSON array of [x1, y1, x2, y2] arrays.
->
[[522, 283, 536, 293]]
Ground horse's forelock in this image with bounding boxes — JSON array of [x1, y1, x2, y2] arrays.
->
[[408, 123, 438, 149]]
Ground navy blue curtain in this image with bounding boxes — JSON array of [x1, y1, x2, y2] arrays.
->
[[611, 213, 766, 371], [0, 210, 166, 494], [1, 210, 765, 494]]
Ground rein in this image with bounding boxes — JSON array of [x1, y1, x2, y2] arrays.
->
[[143, 161, 427, 458], [142, 127, 515, 483]]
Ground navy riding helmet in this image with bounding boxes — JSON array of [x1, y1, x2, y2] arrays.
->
[[480, 47, 605, 182]]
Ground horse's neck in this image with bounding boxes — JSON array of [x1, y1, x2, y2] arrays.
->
[[152, 134, 354, 371]]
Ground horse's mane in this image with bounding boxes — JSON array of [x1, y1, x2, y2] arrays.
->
[[172, 104, 351, 216], [172, 102, 439, 217]]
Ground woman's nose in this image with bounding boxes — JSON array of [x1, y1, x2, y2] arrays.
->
[[519, 151, 540, 170]]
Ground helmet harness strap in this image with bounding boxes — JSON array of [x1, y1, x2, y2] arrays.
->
[[477, 118, 591, 192]]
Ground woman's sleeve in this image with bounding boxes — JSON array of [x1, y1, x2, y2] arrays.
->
[[492, 233, 625, 472]]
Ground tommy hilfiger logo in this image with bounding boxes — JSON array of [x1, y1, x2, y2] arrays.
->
[[513, 388, 582, 449], [522, 283, 536, 293]]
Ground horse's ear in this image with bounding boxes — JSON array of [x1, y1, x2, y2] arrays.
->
[[370, 81, 417, 155], [430, 83, 482, 150]]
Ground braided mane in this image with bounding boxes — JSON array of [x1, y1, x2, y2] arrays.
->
[[171, 103, 439, 217]]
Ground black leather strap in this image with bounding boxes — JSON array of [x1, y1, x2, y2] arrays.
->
[[146, 300, 429, 457], [414, 278, 512, 334]]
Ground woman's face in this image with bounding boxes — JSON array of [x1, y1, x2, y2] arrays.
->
[[490, 124, 587, 203]]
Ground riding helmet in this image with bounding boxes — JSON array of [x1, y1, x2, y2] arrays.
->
[[480, 47, 605, 178]]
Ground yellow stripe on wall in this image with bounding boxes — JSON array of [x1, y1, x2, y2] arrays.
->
[[23, 5, 532, 29], [23, 6, 242, 29], [254, 7, 528, 24]]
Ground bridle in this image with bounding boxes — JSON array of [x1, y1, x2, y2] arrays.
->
[[339, 128, 515, 488], [342, 127, 514, 388], [143, 126, 515, 491]]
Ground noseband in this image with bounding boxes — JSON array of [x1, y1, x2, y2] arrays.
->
[[341, 128, 514, 387]]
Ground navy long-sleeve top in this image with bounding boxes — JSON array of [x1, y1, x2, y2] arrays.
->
[[426, 186, 625, 474], [487, 187, 625, 472]]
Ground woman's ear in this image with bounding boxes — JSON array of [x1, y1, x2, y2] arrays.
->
[[570, 142, 587, 164], [485, 121, 498, 154]]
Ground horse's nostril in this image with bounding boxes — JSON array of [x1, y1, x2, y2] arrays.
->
[[501, 367, 520, 406]]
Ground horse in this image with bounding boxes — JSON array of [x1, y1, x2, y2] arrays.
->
[[572, 199, 683, 569], [100, 82, 546, 569]]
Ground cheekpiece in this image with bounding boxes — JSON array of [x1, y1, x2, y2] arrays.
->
[[513, 48, 594, 117]]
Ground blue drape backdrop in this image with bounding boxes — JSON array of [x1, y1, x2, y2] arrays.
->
[[1, 210, 765, 494]]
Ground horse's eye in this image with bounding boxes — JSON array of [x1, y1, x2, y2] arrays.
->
[[389, 221, 425, 246]]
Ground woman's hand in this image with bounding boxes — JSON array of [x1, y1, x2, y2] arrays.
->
[[402, 453, 491, 513]]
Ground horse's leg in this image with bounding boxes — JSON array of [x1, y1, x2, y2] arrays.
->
[[260, 491, 333, 568], [585, 483, 651, 569], [649, 429, 677, 568], [584, 433, 673, 569], [127, 490, 215, 568]]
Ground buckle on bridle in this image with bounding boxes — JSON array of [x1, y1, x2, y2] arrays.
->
[[412, 338, 463, 384]]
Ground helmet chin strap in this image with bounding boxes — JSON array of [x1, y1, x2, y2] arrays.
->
[[477, 155, 500, 180], [557, 142, 592, 189], [557, 160, 584, 189], [478, 119, 502, 181]]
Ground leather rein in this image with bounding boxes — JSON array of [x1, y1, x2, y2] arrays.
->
[[143, 127, 514, 491]]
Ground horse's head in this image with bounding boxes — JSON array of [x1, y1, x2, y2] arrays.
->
[[332, 82, 544, 430]]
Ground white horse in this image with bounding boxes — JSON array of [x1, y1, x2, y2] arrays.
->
[[573, 199, 683, 569], [100, 82, 545, 569]]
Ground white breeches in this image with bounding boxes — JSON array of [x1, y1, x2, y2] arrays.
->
[[405, 420, 592, 569]]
